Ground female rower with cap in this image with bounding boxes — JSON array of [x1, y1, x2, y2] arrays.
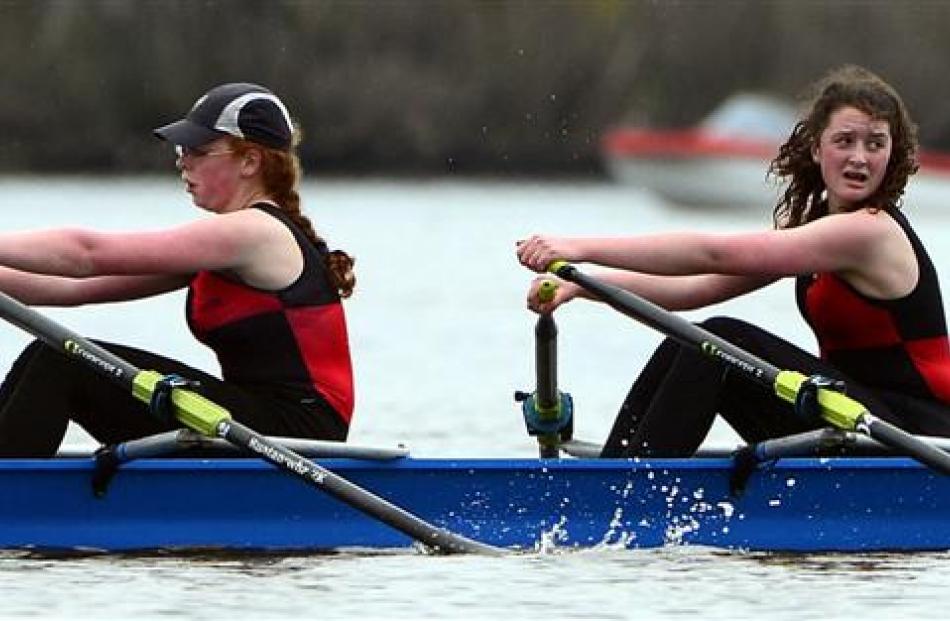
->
[[518, 65, 950, 457], [0, 83, 355, 457]]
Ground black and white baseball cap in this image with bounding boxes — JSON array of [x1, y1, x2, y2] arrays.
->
[[153, 83, 294, 150]]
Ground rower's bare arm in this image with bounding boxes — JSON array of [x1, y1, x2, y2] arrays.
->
[[588, 270, 775, 311], [555, 210, 895, 282], [0, 269, 190, 306], [0, 209, 284, 279]]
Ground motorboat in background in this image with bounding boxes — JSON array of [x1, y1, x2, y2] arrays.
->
[[602, 93, 950, 211], [601, 94, 795, 209], [907, 150, 950, 212]]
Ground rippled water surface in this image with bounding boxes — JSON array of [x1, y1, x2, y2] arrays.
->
[[2, 176, 950, 619], [4, 547, 950, 619]]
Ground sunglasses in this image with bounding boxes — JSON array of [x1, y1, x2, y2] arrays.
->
[[175, 145, 235, 159]]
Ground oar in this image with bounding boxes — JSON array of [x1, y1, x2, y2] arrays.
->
[[547, 261, 950, 475], [0, 291, 502, 555], [515, 281, 573, 458]]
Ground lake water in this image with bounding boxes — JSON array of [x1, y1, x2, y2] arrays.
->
[[1, 176, 950, 619]]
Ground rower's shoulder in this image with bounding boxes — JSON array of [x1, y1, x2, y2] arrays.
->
[[819, 207, 903, 238]]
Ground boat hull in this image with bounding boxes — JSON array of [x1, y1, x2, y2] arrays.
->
[[4, 456, 949, 553]]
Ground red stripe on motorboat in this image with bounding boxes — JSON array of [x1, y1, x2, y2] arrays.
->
[[601, 128, 777, 160]]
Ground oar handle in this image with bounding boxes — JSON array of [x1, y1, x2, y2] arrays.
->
[[537, 280, 557, 304]]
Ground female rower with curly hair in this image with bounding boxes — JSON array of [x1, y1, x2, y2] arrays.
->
[[518, 65, 950, 456]]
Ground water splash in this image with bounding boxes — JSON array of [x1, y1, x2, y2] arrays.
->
[[534, 516, 570, 555]]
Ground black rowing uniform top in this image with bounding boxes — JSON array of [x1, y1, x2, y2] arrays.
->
[[796, 207, 950, 405], [186, 203, 354, 424]]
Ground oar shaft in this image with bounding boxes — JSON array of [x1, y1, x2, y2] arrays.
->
[[0, 292, 139, 390], [554, 263, 779, 387], [534, 315, 558, 410], [862, 415, 950, 475], [220, 420, 500, 554]]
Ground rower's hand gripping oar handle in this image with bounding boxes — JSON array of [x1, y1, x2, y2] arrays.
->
[[547, 260, 950, 475], [515, 279, 573, 458]]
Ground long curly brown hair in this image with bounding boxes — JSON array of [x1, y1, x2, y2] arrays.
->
[[228, 132, 356, 299], [768, 65, 919, 229]]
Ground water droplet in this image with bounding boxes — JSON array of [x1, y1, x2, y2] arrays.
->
[[717, 501, 735, 518]]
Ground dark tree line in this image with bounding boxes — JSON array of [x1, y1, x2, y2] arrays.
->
[[2, 0, 950, 175]]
